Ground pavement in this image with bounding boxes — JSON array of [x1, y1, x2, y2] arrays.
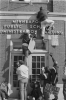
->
[[8, 84, 65, 100], [57, 84, 64, 100]]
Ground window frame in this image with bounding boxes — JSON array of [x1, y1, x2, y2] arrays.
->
[[10, 0, 49, 4]]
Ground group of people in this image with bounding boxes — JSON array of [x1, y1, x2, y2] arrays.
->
[[40, 53, 58, 100], [16, 6, 58, 100], [21, 6, 54, 66], [16, 53, 59, 100]]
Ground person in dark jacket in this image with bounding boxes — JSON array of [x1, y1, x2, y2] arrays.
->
[[27, 81, 42, 100], [49, 53, 58, 86], [49, 53, 59, 100], [50, 64, 58, 86], [40, 67, 47, 89], [36, 7, 54, 41], [45, 67, 51, 84], [22, 29, 30, 65], [37, 7, 48, 22], [40, 67, 50, 100]]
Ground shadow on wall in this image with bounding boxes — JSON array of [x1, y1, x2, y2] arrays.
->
[[2, 46, 10, 83]]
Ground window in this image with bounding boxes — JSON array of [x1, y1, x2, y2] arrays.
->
[[32, 55, 45, 82], [47, 0, 53, 12], [11, 0, 49, 3], [11, 0, 30, 2]]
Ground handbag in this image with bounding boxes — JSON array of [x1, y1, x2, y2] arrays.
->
[[28, 39, 35, 53]]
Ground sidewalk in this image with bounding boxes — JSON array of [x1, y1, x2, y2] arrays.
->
[[8, 84, 65, 100], [57, 84, 64, 100]]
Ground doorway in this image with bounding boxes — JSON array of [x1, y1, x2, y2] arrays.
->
[[10, 51, 48, 98]]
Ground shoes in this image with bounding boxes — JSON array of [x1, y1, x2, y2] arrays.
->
[[3, 98, 7, 100]]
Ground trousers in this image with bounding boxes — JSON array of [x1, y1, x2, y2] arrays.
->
[[19, 78, 28, 100], [41, 19, 54, 38]]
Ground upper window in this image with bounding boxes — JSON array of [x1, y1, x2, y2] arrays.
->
[[11, 0, 49, 3]]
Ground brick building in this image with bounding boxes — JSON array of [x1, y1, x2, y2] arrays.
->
[[0, 0, 66, 98]]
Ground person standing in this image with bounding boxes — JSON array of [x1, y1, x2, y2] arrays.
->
[[40, 67, 47, 90], [50, 53, 58, 86], [40, 67, 50, 100], [16, 60, 29, 100], [50, 53, 58, 100]]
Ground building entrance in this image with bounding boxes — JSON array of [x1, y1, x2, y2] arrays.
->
[[10, 50, 48, 98]]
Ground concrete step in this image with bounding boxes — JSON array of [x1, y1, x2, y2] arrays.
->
[[8, 98, 19, 100]]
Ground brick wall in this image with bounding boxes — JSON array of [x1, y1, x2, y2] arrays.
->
[[0, 0, 47, 11], [49, 20, 65, 84], [0, 0, 66, 84], [0, 0, 8, 11], [8, 2, 47, 12], [0, 18, 65, 84], [53, 0, 66, 12], [0, 34, 8, 83]]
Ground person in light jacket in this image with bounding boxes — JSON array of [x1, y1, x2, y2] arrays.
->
[[16, 60, 29, 100]]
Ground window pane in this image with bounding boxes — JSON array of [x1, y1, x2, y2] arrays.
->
[[32, 56, 36, 62], [14, 56, 18, 61], [13, 68, 17, 74], [19, 56, 22, 60], [41, 56, 45, 61], [41, 62, 45, 67], [37, 56, 40, 61], [37, 69, 40, 74], [32, 69, 36, 74], [37, 62, 40, 68], [32, 62, 36, 68], [14, 62, 17, 68]]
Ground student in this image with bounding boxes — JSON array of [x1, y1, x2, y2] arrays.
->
[[22, 29, 36, 65], [50, 53, 58, 100], [22, 29, 30, 65], [50, 53, 58, 86], [36, 7, 54, 40], [40, 66, 51, 100], [40, 67, 47, 89], [16, 60, 29, 100], [28, 81, 42, 100]]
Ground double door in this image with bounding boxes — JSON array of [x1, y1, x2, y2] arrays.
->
[[10, 52, 48, 98]]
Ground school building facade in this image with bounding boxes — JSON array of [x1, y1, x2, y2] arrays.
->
[[0, 0, 66, 98]]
